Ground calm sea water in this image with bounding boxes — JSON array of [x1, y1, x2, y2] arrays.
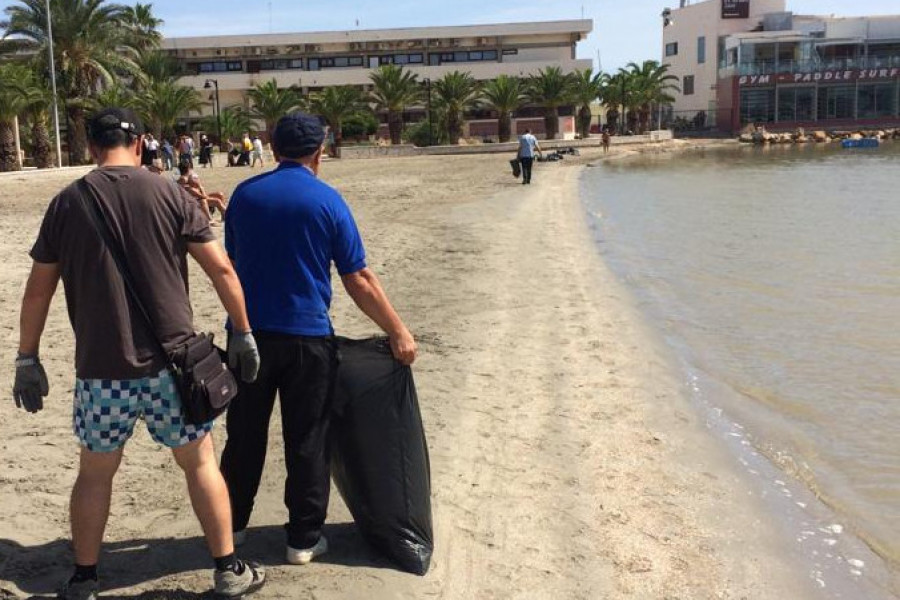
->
[[582, 142, 900, 580]]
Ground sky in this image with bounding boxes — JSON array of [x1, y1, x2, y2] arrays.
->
[[1, 0, 898, 71]]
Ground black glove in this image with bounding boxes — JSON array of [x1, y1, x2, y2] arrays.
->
[[227, 331, 260, 383], [13, 353, 49, 413]]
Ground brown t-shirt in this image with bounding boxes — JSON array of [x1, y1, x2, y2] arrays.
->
[[30, 166, 215, 379]]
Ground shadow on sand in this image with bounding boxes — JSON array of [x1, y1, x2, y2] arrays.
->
[[0, 522, 395, 598]]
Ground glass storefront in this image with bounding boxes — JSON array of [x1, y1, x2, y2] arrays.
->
[[817, 85, 856, 120], [858, 84, 897, 118], [777, 87, 816, 122], [740, 88, 776, 124]]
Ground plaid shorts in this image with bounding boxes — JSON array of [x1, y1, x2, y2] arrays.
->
[[73, 369, 214, 453]]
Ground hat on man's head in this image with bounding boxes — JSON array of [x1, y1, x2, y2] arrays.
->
[[272, 112, 325, 159], [87, 107, 145, 139]]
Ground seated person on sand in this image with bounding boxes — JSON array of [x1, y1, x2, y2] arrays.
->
[[176, 160, 227, 223]]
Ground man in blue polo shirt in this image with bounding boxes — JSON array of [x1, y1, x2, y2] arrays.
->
[[220, 112, 416, 565]]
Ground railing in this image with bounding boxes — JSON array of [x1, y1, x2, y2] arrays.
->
[[736, 55, 900, 75]]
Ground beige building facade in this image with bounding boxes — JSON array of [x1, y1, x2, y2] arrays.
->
[[162, 20, 593, 126]]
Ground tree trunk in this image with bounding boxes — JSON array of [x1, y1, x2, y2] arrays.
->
[[31, 118, 53, 169], [498, 112, 511, 143], [578, 105, 592, 138], [333, 120, 342, 159], [66, 105, 89, 165], [388, 110, 403, 145], [606, 108, 619, 133], [544, 106, 559, 140], [0, 120, 20, 172], [448, 110, 462, 145]]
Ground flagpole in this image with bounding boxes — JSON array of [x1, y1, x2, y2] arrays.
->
[[46, 0, 62, 168]]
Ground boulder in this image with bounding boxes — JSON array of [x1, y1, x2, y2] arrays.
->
[[738, 133, 754, 143], [795, 135, 809, 143], [793, 127, 806, 140], [813, 131, 828, 142], [850, 133, 863, 141]]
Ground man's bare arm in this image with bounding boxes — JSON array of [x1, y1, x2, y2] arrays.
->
[[341, 268, 417, 365], [187, 241, 251, 332], [19, 262, 61, 355]]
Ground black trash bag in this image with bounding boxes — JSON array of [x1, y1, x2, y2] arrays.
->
[[509, 158, 521, 178], [330, 336, 433, 575]]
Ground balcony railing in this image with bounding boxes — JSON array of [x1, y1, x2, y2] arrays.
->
[[734, 55, 900, 76]]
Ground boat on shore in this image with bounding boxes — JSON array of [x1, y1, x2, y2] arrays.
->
[[841, 138, 880, 149]]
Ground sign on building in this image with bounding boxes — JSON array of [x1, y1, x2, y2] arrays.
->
[[722, 0, 750, 19]]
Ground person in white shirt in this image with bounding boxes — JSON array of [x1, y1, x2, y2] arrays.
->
[[517, 129, 542, 185], [251, 136, 265, 168]]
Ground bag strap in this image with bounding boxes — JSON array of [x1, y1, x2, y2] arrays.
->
[[77, 177, 174, 367]]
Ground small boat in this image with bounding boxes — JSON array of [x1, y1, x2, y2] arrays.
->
[[841, 138, 880, 149]]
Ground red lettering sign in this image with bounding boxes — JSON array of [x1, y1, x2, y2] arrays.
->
[[739, 67, 900, 87]]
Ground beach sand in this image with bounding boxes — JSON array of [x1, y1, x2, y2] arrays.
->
[[0, 145, 820, 599]]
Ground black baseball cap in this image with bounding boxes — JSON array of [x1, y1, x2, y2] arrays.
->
[[87, 107, 145, 138], [272, 112, 325, 159]]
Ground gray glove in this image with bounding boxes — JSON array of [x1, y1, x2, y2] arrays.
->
[[13, 353, 49, 413], [227, 331, 260, 383]]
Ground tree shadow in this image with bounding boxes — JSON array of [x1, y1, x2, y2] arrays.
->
[[0, 521, 395, 598]]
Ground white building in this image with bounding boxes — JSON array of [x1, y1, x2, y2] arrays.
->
[[162, 20, 593, 136], [661, 0, 900, 131]]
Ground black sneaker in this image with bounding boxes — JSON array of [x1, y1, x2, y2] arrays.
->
[[58, 579, 98, 600]]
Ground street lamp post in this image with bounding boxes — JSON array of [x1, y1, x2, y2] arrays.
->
[[204, 79, 222, 148], [424, 78, 433, 146], [45, 0, 62, 168]]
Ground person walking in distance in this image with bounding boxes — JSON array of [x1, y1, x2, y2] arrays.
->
[[517, 128, 542, 185], [12, 107, 266, 600], [221, 112, 417, 564], [250, 135, 265, 169]]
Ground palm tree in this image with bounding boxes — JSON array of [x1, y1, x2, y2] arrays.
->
[[432, 71, 480, 145], [89, 83, 136, 110], [247, 79, 303, 141], [309, 85, 366, 158], [570, 68, 606, 139], [526, 66, 574, 140], [201, 105, 252, 144], [2, 0, 139, 164], [0, 63, 29, 171], [136, 79, 201, 139], [623, 60, 679, 133], [602, 72, 629, 134], [368, 64, 421, 145], [135, 49, 181, 88], [481, 75, 525, 143], [16, 67, 56, 168], [120, 2, 162, 53]]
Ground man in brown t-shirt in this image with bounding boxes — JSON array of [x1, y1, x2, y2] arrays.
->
[[12, 108, 266, 599]]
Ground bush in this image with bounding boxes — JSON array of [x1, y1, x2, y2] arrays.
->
[[404, 121, 446, 147], [343, 112, 379, 140]]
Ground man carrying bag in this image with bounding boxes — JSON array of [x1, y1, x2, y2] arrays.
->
[[221, 112, 416, 564], [13, 107, 265, 600]]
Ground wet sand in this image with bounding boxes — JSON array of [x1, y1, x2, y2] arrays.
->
[[0, 144, 820, 599]]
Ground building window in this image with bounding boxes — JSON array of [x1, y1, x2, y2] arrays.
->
[[502, 48, 518, 55], [197, 61, 243, 73], [683, 75, 694, 96], [740, 88, 776, 125], [259, 59, 302, 71], [377, 53, 423, 66], [665, 42, 678, 57], [697, 36, 706, 64], [428, 50, 499, 65], [858, 83, 896, 118], [817, 85, 856, 120]]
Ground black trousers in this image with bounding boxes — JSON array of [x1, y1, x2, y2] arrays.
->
[[520, 157, 534, 183], [220, 333, 338, 548]]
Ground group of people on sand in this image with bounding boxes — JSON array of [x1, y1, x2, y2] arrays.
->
[[13, 106, 416, 599], [139, 131, 267, 175]]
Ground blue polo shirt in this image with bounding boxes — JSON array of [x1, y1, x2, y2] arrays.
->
[[225, 162, 366, 336]]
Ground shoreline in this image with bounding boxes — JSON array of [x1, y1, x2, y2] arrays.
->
[[0, 142, 853, 598]]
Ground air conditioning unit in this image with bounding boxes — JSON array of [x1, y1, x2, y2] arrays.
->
[[265, 47, 278, 54], [432, 39, 442, 47], [450, 38, 460, 47], [478, 37, 491, 46], [305, 44, 323, 53], [252, 47, 262, 55], [349, 42, 361, 51]]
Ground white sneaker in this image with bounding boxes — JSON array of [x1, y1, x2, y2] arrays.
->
[[233, 529, 247, 547], [285, 536, 328, 565]]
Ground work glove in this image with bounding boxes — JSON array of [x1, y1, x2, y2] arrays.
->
[[227, 331, 260, 383], [13, 353, 49, 413]]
